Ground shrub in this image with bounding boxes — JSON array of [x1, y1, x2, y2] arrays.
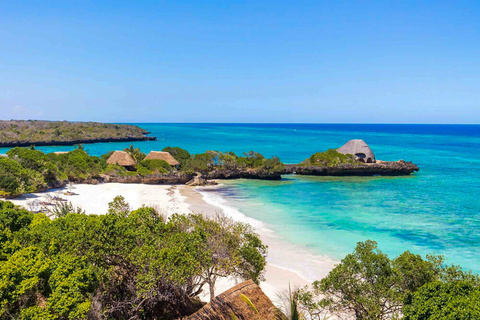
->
[[137, 159, 171, 174], [307, 149, 356, 167], [162, 147, 191, 166]]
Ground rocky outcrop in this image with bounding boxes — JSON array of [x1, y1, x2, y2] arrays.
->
[[285, 160, 419, 176], [182, 280, 280, 320], [186, 173, 219, 186], [203, 168, 283, 180]]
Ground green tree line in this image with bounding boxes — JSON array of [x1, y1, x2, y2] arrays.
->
[[0, 199, 267, 319], [0, 146, 285, 197]]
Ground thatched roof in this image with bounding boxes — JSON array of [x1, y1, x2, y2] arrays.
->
[[337, 139, 375, 162], [145, 151, 180, 166], [106, 151, 137, 166], [183, 280, 280, 320]]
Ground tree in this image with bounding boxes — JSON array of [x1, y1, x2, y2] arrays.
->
[[46, 200, 85, 218], [124, 145, 146, 162], [162, 146, 191, 166], [0, 247, 51, 318], [403, 281, 480, 319], [306, 240, 439, 320], [0, 200, 268, 319], [170, 214, 267, 300], [107, 195, 130, 217]]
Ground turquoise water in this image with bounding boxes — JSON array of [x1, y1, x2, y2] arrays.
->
[[2, 124, 480, 272]]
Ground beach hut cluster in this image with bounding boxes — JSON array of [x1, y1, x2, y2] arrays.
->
[[106, 150, 179, 170], [337, 139, 376, 163]]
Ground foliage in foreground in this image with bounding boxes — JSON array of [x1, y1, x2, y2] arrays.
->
[[0, 199, 267, 319], [296, 240, 480, 320]]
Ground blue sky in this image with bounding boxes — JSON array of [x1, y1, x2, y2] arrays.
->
[[0, 1, 479, 123]]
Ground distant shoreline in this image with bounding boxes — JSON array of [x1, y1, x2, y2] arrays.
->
[[0, 135, 157, 148], [0, 120, 157, 148]]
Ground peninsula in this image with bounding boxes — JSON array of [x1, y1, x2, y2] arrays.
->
[[0, 120, 156, 147]]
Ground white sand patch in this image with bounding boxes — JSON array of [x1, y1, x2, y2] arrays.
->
[[9, 183, 190, 216]]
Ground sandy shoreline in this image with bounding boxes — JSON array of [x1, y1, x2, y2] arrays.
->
[[8, 182, 336, 302]]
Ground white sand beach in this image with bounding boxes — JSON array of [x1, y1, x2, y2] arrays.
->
[[9, 182, 336, 303]]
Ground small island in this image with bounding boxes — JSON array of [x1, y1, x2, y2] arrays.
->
[[0, 120, 156, 147], [286, 139, 419, 176]]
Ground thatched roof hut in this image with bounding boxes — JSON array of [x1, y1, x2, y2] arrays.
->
[[337, 139, 376, 163], [183, 280, 279, 320], [144, 151, 180, 166], [106, 151, 137, 167]]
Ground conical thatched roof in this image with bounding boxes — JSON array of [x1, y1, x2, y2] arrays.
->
[[106, 151, 137, 166], [183, 280, 279, 320], [144, 151, 179, 166], [337, 139, 375, 163]]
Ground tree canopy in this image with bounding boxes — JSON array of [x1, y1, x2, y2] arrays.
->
[[0, 199, 267, 319]]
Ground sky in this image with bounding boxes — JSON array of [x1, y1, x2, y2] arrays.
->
[[0, 1, 479, 124]]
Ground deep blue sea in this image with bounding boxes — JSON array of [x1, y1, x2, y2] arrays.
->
[[3, 123, 480, 273]]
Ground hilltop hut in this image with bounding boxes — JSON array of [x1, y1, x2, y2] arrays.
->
[[144, 151, 180, 167], [337, 139, 376, 163], [106, 151, 137, 170]]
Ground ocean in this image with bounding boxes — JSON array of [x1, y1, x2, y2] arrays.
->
[[3, 123, 480, 274]]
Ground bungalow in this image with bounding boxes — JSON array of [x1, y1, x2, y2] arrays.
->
[[337, 139, 376, 163], [106, 151, 137, 170]]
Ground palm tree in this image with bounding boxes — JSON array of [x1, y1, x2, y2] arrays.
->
[[276, 285, 302, 320]]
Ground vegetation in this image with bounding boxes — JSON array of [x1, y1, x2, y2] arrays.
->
[[0, 146, 285, 197], [294, 240, 480, 320], [304, 149, 357, 167], [136, 159, 172, 175], [180, 149, 285, 175], [0, 120, 153, 146], [0, 199, 267, 319], [123, 144, 146, 162], [162, 146, 192, 167]]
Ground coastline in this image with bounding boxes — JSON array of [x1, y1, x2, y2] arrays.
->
[[180, 184, 337, 300], [7, 181, 337, 302], [0, 135, 157, 148]]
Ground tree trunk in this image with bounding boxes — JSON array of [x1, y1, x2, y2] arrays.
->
[[209, 282, 215, 301]]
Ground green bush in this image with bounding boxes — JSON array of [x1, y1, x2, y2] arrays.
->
[[162, 146, 191, 166], [307, 149, 356, 167], [403, 281, 480, 319], [0, 158, 45, 197], [54, 149, 102, 180], [137, 159, 171, 174]]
